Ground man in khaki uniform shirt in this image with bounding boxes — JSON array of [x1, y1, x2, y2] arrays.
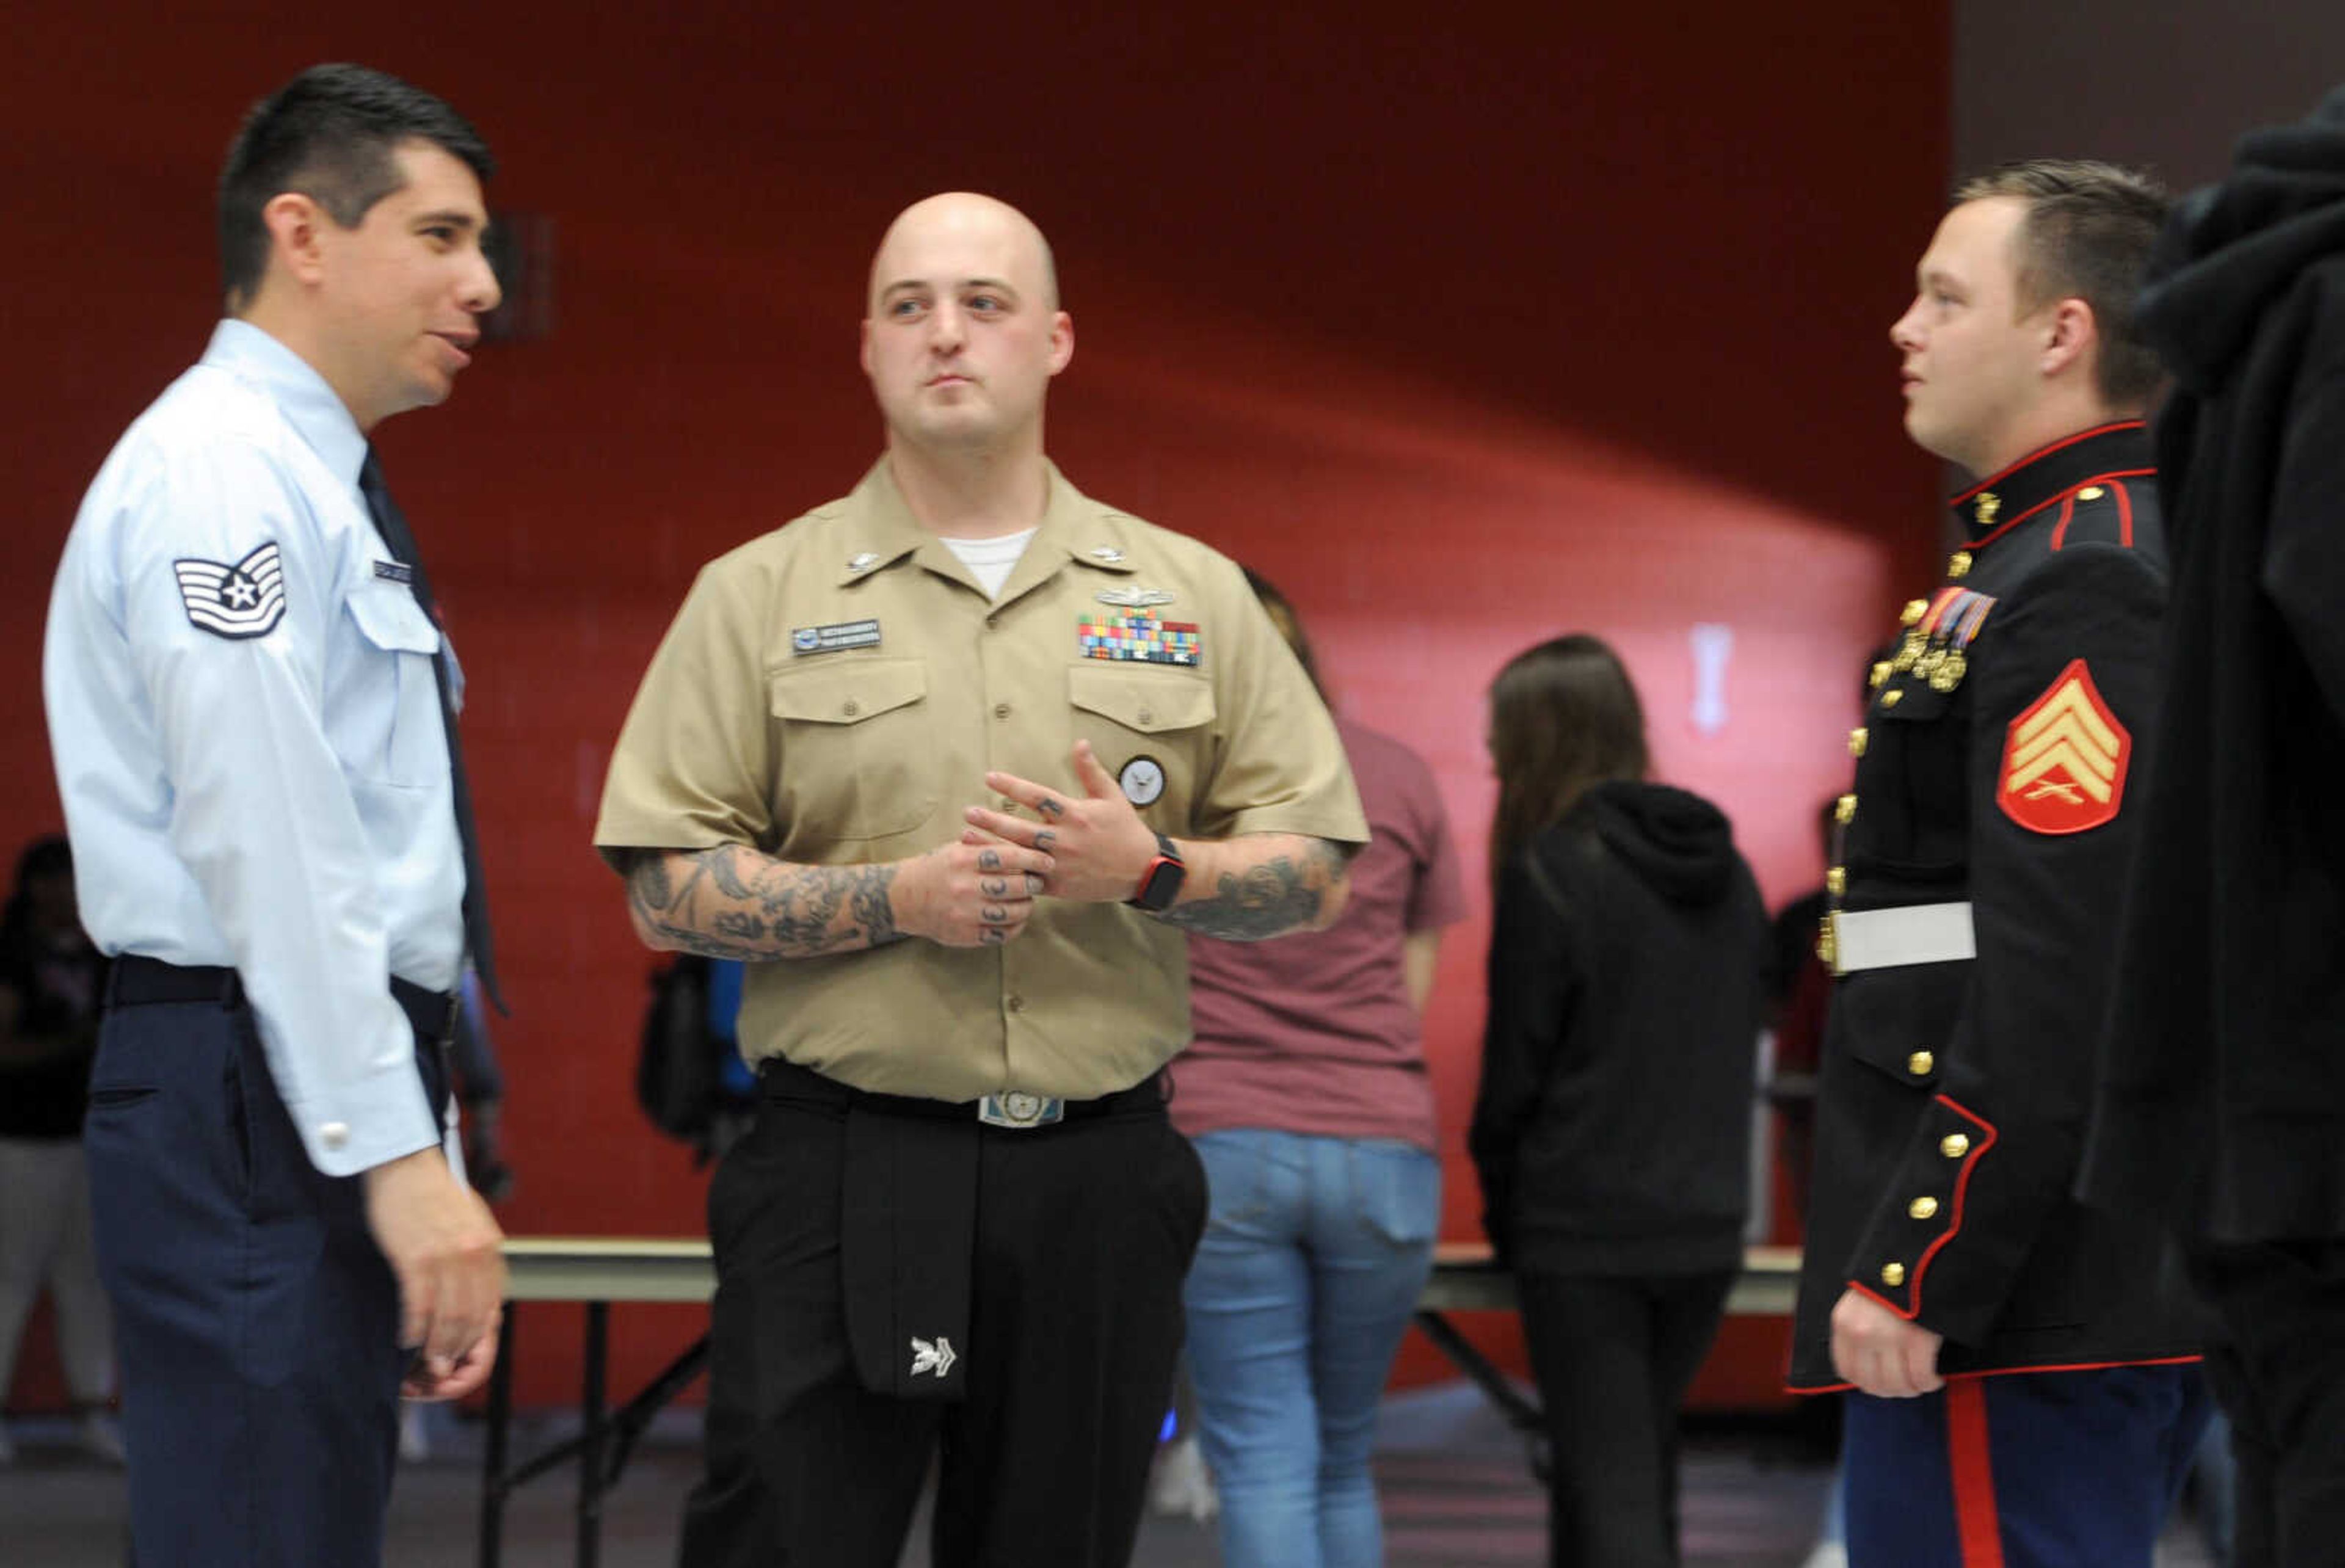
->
[[596, 192, 1365, 1568]]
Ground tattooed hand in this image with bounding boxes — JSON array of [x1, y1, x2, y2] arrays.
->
[[965, 741, 1162, 904], [891, 836, 1056, 948]]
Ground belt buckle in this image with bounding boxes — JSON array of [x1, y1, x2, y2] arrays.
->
[[977, 1091, 1064, 1130]]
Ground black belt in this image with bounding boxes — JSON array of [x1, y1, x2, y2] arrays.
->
[[107, 955, 461, 1045], [757, 1056, 1163, 1126]]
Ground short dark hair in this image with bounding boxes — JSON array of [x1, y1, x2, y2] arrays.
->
[[1954, 159, 2170, 409], [217, 64, 493, 312], [1485, 634, 1649, 895]]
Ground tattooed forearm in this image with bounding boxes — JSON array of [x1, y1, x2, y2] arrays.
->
[[1158, 838, 1350, 940], [624, 846, 902, 959]]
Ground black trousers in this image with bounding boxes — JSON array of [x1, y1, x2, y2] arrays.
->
[[2185, 1237, 2345, 1568], [85, 964, 448, 1568], [1516, 1269, 1736, 1568], [678, 1081, 1208, 1567]]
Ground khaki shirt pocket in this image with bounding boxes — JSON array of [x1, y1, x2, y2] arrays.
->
[[768, 658, 938, 842], [1067, 664, 1216, 823]]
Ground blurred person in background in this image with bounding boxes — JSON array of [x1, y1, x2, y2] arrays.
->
[[1169, 570, 1467, 1567], [0, 835, 120, 1468], [1470, 634, 1767, 1568]]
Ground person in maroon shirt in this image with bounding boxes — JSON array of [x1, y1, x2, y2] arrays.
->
[[1169, 570, 1467, 1568]]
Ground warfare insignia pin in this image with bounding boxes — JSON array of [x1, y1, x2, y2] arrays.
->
[[1087, 546, 1126, 565], [847, 552, 880, 573], [1097, 586, 1176, 609], [175, 542, 287, 641]]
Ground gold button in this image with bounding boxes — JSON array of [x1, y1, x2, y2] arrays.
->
[[1816, 916, 1837, 967], [1974, 492, 2000, 527], [1948, 550, 1973, 579], [1908, 1051, 1935, 1076], [1835, 794, 1857, 825], [1826, 866, 1846, 897], [1909, 1196, 1940, 1221], [994, 703, 1011, 718], [1881, 689, 1903, 708], [1941, 1133, 1970, 1158], [842, 700, 860, 717], [1849, 726, 1869, 758], [1881, 1262, 1907, 1287], [1900, 598, 1929, 626], [1869, 661, 1892, 690], [2078, 485, 2106, 501]]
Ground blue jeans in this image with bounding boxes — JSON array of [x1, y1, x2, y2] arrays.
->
[[1181, 1128, 1441, 1568]]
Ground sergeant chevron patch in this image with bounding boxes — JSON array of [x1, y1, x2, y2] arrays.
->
[[173, 542, 286, 641], [1999, 659, 2129, 834]]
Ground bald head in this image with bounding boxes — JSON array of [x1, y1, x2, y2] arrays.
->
[[868, 192, 1059, 313]]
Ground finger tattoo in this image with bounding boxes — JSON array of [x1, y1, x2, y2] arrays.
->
[[979, 849, 1003, 871], [1027, 874, 1047, 895], [981, 927, 1006, 945], [983, 905, 1008, 923], [982, 877, 1008, 898], [1034, 830, 1058, 852], [1038, 797, 1065, 819]]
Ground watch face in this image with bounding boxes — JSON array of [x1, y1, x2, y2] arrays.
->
[[1135, 854, 1186, 912]]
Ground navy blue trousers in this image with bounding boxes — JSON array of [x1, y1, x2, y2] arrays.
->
[[84, 990, 438, 1568], [1844, 1364, 2213, 1567]]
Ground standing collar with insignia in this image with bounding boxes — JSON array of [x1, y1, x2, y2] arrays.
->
[[1947, 420, 2153, 549]]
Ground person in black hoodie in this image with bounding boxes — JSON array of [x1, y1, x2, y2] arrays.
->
[[2081, 87, 2345, 1567], [1469, 633, 1766, 1568]]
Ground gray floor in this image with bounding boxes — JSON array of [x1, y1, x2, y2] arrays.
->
[[0, 1386, 2217, 1567]]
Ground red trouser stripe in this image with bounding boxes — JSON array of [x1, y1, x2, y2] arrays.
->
[[1946, 1379, 2006, 1567]]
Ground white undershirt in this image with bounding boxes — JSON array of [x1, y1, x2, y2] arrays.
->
[[940, 528, 1037, 600]]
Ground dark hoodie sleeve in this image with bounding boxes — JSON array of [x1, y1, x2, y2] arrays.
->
[[1844, 545, 2165, 1345], [1470, 849, 1581, 1262]]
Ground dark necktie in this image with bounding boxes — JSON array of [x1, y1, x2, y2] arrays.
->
[[359, 452, 506, 1014]]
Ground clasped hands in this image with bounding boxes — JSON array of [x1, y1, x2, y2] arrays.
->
[[892, 741, 1162, 948]]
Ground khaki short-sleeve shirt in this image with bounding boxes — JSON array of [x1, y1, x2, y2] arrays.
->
[[595, 459, 1367, 1100]]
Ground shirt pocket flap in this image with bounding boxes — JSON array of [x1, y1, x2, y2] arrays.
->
[[1067, 666, 1216, 733], [345, 584, 442, 655], [768, 658, 928, 726]]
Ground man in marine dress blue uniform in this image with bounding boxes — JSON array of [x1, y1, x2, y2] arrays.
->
[[1789, 162, 2212, 1567], [42, 64, 508, 1566]]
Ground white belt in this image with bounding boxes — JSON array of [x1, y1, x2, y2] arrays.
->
[[1830, 902, 1976, 975]]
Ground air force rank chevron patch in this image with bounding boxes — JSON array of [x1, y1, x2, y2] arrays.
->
[[174, 542, 286, 641], [1998, 658, 2130, 835]]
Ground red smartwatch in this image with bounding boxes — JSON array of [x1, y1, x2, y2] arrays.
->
[[1128, 831, 1187, 913]]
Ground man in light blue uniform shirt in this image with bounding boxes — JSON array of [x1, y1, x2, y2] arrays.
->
[[42, 64, 507, 1565]]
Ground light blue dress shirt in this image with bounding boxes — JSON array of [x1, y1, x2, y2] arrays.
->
[[45, 319, 465, 1177]]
